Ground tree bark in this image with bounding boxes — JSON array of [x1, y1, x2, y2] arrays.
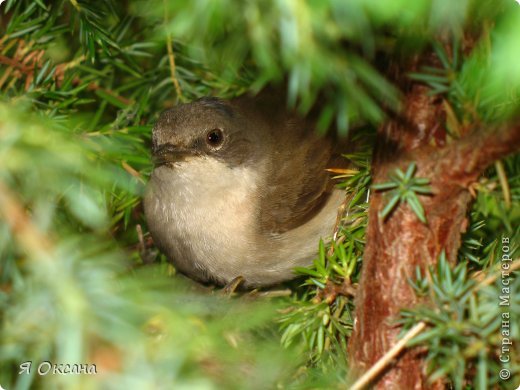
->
[[347, 79, 520, 388]]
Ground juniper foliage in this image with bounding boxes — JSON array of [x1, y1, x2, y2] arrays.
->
[[0, 0, 519, 389]]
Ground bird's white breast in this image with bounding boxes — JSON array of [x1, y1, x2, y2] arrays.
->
[[145, 156, 260, 282]]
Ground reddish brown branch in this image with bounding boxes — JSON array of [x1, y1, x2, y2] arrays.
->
[[85, 80, 135, 106], [441, 125, 520, 185], [348, 79, 519, 388], [0, 54, 32, 73]]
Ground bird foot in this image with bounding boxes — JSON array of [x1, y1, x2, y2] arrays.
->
[[222, 276, 245, 296]]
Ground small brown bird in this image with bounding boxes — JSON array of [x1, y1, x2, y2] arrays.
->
[[144, 93, 347, 288]]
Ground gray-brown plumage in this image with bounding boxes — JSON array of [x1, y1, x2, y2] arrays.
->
[[144, 93, 347, 287]]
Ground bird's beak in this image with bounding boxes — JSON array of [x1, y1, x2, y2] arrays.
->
[[152, 143, 193, 166]]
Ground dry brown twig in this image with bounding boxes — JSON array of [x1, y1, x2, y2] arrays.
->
[[163, 0, 182, 99]]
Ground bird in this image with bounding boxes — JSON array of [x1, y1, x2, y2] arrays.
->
[[144, 92, 348, 288]]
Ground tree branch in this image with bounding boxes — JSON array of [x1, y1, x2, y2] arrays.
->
[[348, 81, 519, 388], [442, 124, 520, 186]]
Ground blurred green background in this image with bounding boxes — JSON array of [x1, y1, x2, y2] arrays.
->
[[0, 0, 519, 389]]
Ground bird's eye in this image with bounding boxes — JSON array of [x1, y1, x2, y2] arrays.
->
[[206, 128, 224, 148]]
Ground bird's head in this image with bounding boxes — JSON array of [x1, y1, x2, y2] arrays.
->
[[151, 97, 264, 169]]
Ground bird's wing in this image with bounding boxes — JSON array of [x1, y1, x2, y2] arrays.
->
[[257, 120, 345, 234]]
